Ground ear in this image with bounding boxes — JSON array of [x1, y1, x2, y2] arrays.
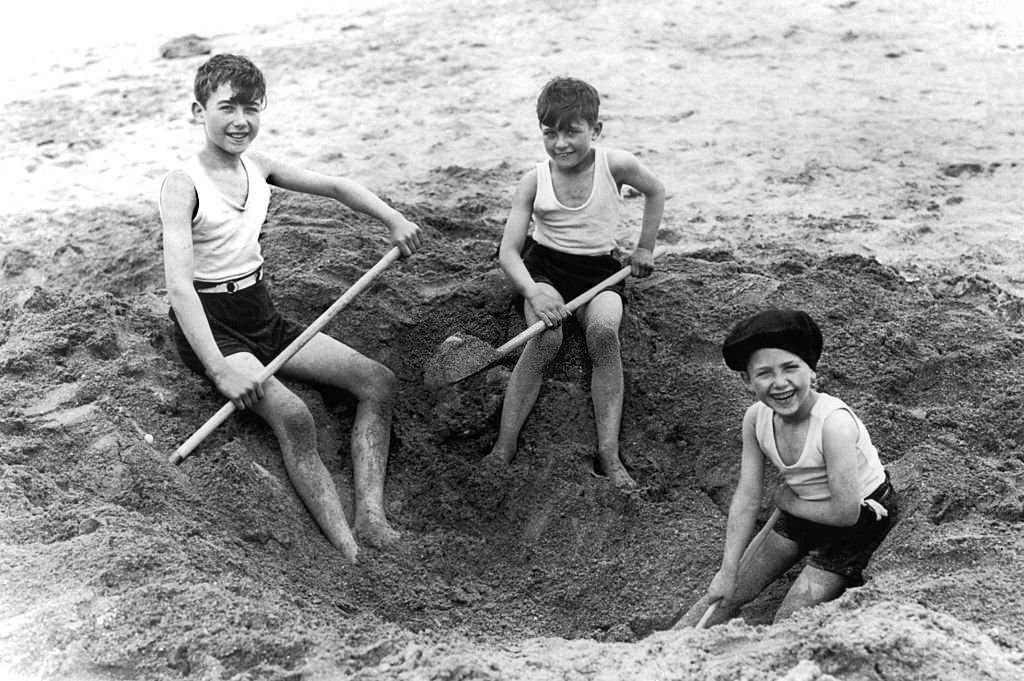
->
[[191, 101, 205, 123], [592, 121, 603, 138], [739, 371, 755, 393]]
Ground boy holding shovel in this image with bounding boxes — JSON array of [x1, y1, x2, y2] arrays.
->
[[675, 309, 897, 627], [482, 77, 665, 489], [159, 54, 422, 562]]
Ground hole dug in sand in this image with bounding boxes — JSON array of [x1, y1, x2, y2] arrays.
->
[[2, 196, 1023, 680]]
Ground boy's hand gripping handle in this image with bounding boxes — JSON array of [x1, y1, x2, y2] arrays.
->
[[492, 246, 666, 361]]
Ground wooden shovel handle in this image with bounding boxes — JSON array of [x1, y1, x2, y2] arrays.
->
[[169, 247, 402, 465]]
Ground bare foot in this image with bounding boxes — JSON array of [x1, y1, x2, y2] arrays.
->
[[595, 456, 638, 489], [332, 535, 360, 564], [480, 445, 515, 467], [321, 519, 360, 563], [354, 514, 402, 551]]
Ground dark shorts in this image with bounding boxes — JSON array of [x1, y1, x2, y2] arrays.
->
[[517, 237, 625, 313], [169, 280, 306, 376], [772, 472, 898, 586]]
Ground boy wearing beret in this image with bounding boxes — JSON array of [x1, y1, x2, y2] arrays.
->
[[675, 309, 897, 627]]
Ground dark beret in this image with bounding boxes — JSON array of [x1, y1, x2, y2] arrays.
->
[[722, 309, 823, 372]]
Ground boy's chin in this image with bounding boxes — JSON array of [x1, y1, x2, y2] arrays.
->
[[763, 393, 806, 414]]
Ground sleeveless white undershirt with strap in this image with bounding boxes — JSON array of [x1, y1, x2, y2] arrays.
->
[[531, 146, 620, 255], [167, 154, 270, 283], [753, 393, 886, 501]]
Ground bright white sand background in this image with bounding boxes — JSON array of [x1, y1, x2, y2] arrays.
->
[[4, 0, 1024, 293]]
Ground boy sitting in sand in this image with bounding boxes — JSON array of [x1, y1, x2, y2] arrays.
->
[[159, 54, 422, 562], [482, 77, 665, 488], [675, 309, 897, 626]]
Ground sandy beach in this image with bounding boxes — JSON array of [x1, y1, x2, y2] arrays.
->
[[2, 1, 1024, 679]]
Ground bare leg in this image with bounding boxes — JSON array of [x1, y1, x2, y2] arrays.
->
[[227, 353, 360, 562], [577, 292, 634, 488], [282, 334, 400, 550], [484, 284, 564, 465], [774, 565, 846, 622], [675, 527, 802, 628]]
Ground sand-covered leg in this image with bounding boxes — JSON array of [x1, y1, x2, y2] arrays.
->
[[485, 315, 563, 467], [249, 369, 360, 562], [580, 292, 636, 489], [281, 333, 405, 552], [773, 565, 846, 622], [349, 383, 402, 550]]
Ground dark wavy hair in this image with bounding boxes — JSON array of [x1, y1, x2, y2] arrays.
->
[[536, 77, 600, 129], [193, 54, 266, 107]]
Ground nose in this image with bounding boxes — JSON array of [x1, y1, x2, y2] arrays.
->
[[230, 107, 247, 126]]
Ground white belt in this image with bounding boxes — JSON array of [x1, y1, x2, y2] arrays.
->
[[194, 268, 263, 294]]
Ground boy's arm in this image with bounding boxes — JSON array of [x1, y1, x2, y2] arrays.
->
[[160, 172, 265, 410], [252, 152, 422, 257], [498, 171, 568, 328], [704, 407, 765, 604], [716, 407, 767, 578], [607, 148, 665, 277], [773, 410, 863, 527]]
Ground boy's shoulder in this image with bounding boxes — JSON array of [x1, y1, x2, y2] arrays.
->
[[742, 400, 767, 423], [601, 146, 642, 175], [813, 392, 849, 414], [513, 166, 540, 193], [161, 164, 197, 203]]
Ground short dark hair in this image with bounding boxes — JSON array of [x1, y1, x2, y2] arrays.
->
[[536, 77, 600, 129], [193, 54, 266, 107]]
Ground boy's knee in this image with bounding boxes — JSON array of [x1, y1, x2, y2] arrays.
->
[[274, 393, 316, 435], [586, 322, 620, 358], [358, 361, 397, 403], [536, 327, 563, 355]]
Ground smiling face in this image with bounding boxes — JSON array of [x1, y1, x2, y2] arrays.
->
[[743, 347, 817, 420], [540, 117, 601, 171], [193, 82, 262, 157]]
